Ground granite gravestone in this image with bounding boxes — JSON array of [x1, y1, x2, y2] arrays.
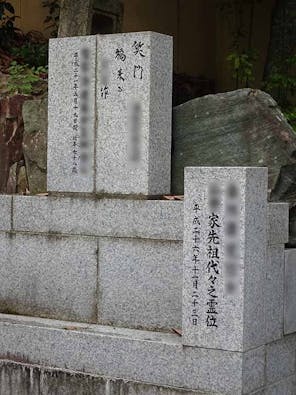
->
[[183, 167, 268, 352], [48, 32, 173, 196], [96, 32, 173, 195], [48, 35, 96, 193]]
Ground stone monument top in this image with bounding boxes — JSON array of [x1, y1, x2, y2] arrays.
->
[[47, 32, 173, 196]]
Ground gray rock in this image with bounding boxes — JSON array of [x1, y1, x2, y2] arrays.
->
[[22, 98, 47, 194], [17, 165, 28, 193], [0, 95, 28, 193], [58, 0, 93, 38], [6, 163, 17, 194], [172, 89, 296, 195], [6, 162, 28, 194]]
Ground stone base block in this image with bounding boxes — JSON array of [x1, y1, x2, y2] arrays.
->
[[0, 233, 98, 323], [0, 313, 266, 394]]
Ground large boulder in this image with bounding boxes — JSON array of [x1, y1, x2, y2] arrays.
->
[[22, 98, 47, 194], [172, 88, 296, 195]]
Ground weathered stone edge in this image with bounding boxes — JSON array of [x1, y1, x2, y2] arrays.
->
[[0, 196, 288, 244]]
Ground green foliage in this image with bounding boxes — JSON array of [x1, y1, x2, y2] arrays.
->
[[264, 55, 296, 105], [42, 0, 60, 37], [284, 107, 296, 133], [11, 42, 48, 68], [227, 51, 257, 89], [6, 61, 47, 95], [218, 0, 262, 49], [217, 0, 261, 89], [0, 0, 18, 49]]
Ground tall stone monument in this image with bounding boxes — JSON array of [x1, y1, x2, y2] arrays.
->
[[47, 32, 173, 195]]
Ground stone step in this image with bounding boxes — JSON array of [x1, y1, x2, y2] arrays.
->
[[0, 313, 263, 394]]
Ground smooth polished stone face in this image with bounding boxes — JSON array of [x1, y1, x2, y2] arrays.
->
[[96, 32, 173, 195], [48, 35, 96, 193], [183, 166, 268, 352]]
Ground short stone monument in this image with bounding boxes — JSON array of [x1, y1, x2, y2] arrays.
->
[[183, 167, 268, 351]]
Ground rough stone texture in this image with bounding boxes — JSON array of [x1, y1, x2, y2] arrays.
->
[[0, 360, 201, 395], [22, 98, 47, 194], [172, 89, 296, 195], [6, 162, 17, 194], [0, 233, 97, 323], [270, 164, 296, 247], [284, 249, 296, 335], [0, 313, 265, 394], [270, 163, 296, 204], [183, 167, 268, 352], [98, 238, 182, 330], [263, 375, 296, 395], [58, 0, 93, 38], [48, 35, 96, 193], [242, 347, 265, 394], [0, 195, 11, 231], [96, 32, 172, 195], [17, 165, 28, 193], [0, 95, 29, 193], [6, 162, 28, 194], [265, 334, 296, 386], [265, 246, 284, 343], [12, 195, 183, 241], [267, 203, 289, 245], [92, 0, 124, 33]]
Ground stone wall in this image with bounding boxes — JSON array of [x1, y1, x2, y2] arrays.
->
[[0, 195, 288, 333], [0, 190, 295, 394]]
